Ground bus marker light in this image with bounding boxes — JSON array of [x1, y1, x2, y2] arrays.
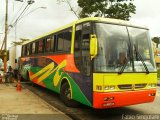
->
[[149, 93, 156, 96], [104, 85, 115, 90]]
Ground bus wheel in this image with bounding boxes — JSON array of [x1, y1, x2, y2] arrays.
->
[[60, 82, 79, 107]]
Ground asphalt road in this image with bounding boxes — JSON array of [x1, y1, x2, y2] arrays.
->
[[23, 83, 160, 120]]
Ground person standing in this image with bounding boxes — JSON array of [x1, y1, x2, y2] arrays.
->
[[6, 66, 13, 83]]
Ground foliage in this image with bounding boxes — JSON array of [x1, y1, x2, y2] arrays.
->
[[57, 0, 136, 20], [78, 0, 136, 20], [152, 37, 160, 44], [152, 37, 160, 48], [12, 38, 30, 46], [157, 69, 160, 79]]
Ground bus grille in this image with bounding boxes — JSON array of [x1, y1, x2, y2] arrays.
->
[[118, 84, 147, 90], [135, 83, 147, 89], [118, 84, 132, 90]]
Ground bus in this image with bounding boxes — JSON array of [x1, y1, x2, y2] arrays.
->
[[155, 47, 160, 68], [20, 17, 157, 109]]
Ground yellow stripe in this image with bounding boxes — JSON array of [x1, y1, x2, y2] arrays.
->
[[30, 62, 55, 82], [30, 60, 67, 87]]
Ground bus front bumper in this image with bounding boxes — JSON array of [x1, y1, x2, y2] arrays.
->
[[93, 89, 156, 109]]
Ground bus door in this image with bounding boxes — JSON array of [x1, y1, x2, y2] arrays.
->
[[74, 22, 93, 103]]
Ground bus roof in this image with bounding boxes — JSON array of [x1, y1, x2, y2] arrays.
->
[[75, 17, 148, 29], [22, 17, 149, 45]]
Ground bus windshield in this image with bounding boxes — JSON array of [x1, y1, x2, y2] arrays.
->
[[94, 23, 156, 73]]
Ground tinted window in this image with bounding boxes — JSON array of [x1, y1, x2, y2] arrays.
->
[[74, 22, 91, 76], [57, 33, 64, 51], [57, 28, 72, 52], [22, 46, 25, 56], [46, 37, 52, 52], [38, 39, 44, 53], [51, 35, 55, 52], [32, 42, 35, 54]]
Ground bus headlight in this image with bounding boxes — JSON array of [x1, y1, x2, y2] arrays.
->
[[110, 86, 115, 90], [104, 86, 109, 90], [148, 83, 157, 88], [104, 85, 115, 90]]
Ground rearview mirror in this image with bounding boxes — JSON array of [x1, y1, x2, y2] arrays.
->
[[90, 34, 98, 60]]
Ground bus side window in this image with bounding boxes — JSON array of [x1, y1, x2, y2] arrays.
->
[[46, 37, 51, 52], [24, 45, 28, 56], [51, 35, 55, 52], [63, 29, 72, 52], [32, 42, 36, 54], [35, 41, 39, 54], [22, 46, 25, 56], [38, 39, 44, 53], [30, 44, 32, 55], [57, 28, 72, 52], [27, 44, 31, 55], [57, 33, 64, 51]]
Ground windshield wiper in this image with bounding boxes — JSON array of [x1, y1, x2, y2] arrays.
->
[[118, 58, 128, 74], [134, 45, 149, 74]]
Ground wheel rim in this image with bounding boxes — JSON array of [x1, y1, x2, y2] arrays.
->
[[64, 87, 71, 100]]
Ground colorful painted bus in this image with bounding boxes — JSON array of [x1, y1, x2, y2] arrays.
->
[[20, 17, 157, 109]]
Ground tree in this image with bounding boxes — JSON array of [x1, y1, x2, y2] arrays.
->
[[152, 37, 160, 48], [78, 0, 136, 20], [58, 0, 136, 21], [11, 38, 30, 46], [152, 37, 160, 44]]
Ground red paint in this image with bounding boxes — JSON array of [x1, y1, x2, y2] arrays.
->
[[93, 89, 156, 109], [47, 54, 79, 73], [21, 54, 80, 73], [38, 82, 46, 87], [29, 72, 38, 83], [29, 71, 46, 87]]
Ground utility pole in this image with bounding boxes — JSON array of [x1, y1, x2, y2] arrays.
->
[[2, 0, 35, 74], [4, 0, 8, 73]]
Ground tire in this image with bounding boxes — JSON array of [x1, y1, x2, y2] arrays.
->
[[60, 82, 79, 107]]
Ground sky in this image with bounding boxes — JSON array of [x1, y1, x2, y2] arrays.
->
[[130, 0, 160, 37], [0, 0, 160, 48]]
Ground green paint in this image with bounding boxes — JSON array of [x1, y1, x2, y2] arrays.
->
[[27, 66, 92, 107]]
